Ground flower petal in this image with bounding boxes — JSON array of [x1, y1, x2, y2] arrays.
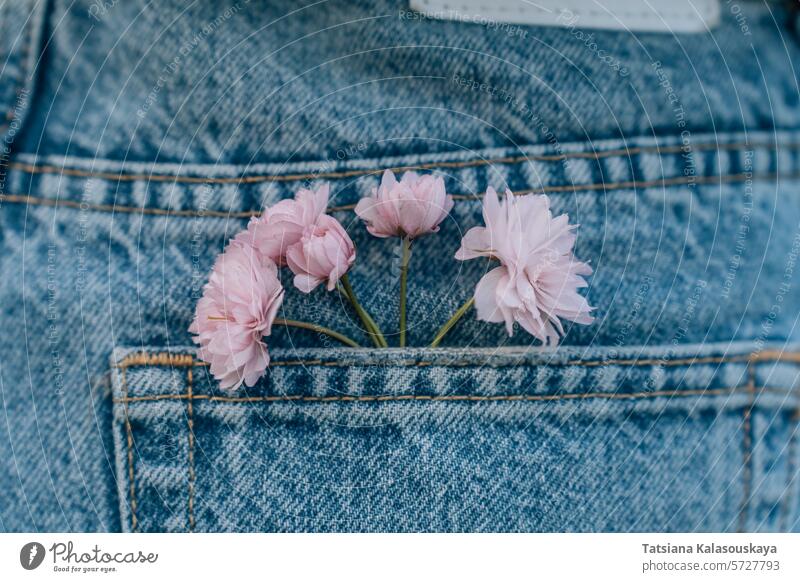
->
[[473, 266, 508, 325]]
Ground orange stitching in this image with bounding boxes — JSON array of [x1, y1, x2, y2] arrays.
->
[[112, 350, 799, 371], [738, 362, 757, 532], [115, 352, 196, 368], [186, 368, 195, 533], [750, 350, 800, 364], [491, 172, 795, 195], [565, 354, 752, 367], [0, 194, 247, 218], [7, 141, 800, 184], [3, 171, 800, 219], [122, 366, 138, 533], [112, 385, 766, 405]]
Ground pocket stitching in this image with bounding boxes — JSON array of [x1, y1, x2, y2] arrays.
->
[[111, 349, 800, 370], [113, 386, 797, 406], [187, 368, 196, 533], [121, 366, 138, 533]]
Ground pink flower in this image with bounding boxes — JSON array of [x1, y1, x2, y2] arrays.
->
[[455, 187, 594, 345], [189, 243, 284, 389], [286, 214, 356, 293], [233, 183, 329, 265], [355, 170, 454, 238]]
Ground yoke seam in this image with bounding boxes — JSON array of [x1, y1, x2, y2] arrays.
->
[[7, 140, 800, 184], [3, 171, 798, 218]]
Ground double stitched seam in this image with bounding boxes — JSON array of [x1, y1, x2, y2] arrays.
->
[[3, 171, 800, 218], [779, 406, 800, 532], [110, 385, 799, 406], [111, 349, 800, 371], [186, 368, 196, 533], [738, 361, 757, 532], [8, 140, 797, 184], [121, 366, 138, 533]]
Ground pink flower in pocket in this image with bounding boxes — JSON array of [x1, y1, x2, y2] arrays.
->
[[190, 243, 284, 389], [355, 170, 453, 346], [234, 183, 330, 265], [286, 214, 356, 293], [355, 170, 453, 239], [454, 187, 594, 345]]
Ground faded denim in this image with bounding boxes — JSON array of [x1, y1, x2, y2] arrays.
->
[[113, 342, 800, 532], [1, 0, 800, 532]]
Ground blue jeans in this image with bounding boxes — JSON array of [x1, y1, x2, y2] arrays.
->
[[1, 0, 800, 532]]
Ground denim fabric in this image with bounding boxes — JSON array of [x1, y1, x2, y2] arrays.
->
[[1, 0, 800, 532], [112, 342, 800, 532], [14, 1, 800, 163]]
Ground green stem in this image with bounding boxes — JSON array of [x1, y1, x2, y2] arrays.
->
[[429, 297, 475, 348], [273, 318, 361, 348], [340, 274, 388, 348], [399, 237, 412, 348]]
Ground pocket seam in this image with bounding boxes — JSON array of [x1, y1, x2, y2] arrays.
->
[[111, 349, 800, 370], [111, 350, 800, 406], [121, 366, 138, 533], [113, 385, 798, 406], [187, 368, 196, 533]]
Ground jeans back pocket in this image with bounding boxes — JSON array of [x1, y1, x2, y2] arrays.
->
[[112, 341, 800, 532]]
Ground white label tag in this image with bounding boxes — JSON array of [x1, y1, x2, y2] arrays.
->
[[408, 0, 721, 33]]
